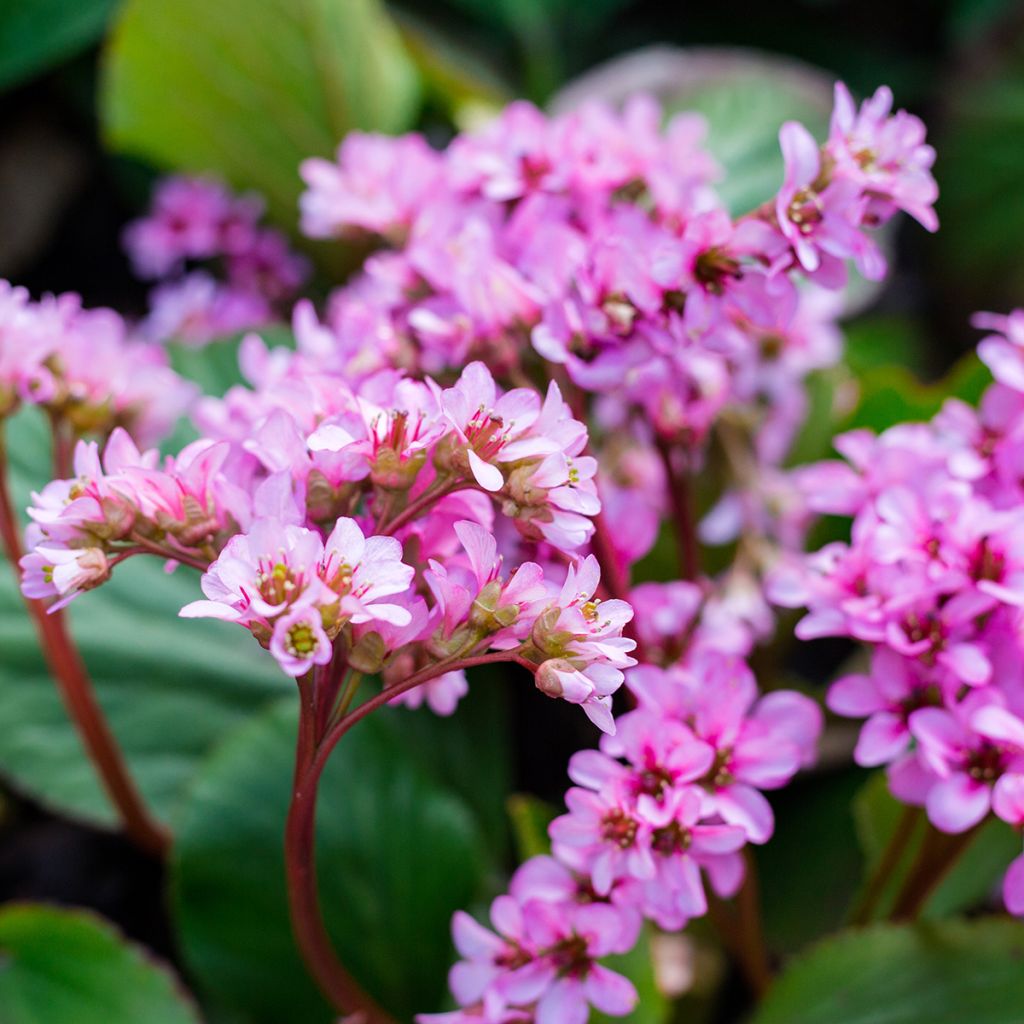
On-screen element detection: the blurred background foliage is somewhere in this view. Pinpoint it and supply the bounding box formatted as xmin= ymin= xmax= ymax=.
xmin=2 ymin=1 xmax=1024 ymax=1022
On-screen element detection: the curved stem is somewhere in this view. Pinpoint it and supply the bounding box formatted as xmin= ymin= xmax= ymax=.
xmin=381 ymin=480 xmax=470 ymax=536
xmin=286 ymin=685 xmax=393 ymax=1024
xmin=733 ymin=850 xmax=773 ymax=998
xmin=655 ymin=438 xmax=698 ymax=581
xmin=285 ymin=652 xmax=530 ymax=1019
xmin=0 ymin=434 xmax=168 ymax=855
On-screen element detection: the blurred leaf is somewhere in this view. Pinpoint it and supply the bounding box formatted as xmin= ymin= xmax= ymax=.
xmin=166 ymin=325 xmax=294 ymax=399
xmin=552 ymin=46 xmax=834 ymax=215
xmin=948 ymin=0 xmax=1023 ymax=44
xmin=0 ymin=0 xmax=117 ymax=92
xmin=0 ymin=408 xmax=289 ymax=828
xmin=756 ymin=768 xmax=867 ymax=953
xmin=172 ymin=698 xmax=493 ymax=1023
xmin=844 ymin=315 xmax=928 ymax=378
xmin=852 ymin=771 xmax=1019 ymax=921
xmin=0 ymin=904 xmax=199 ymax=1023
xmin=394 ymin=10 xmax=512 ymax=128
xmin=936 ymin=25 xmax=1024 ymax=308
xmin=844 ymin=351 xmax=991 ymax=433
xmin=507 ymin=793 xmax=557 ymax=861
xmin=101 ymin=0 xmax=421 ymax=232
xmin=752 ymin=918 xmax=1024 ymax=1024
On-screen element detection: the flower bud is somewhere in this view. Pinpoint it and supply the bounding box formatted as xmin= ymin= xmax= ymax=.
xmin=347 ymin=631 xmax=386 ymax=674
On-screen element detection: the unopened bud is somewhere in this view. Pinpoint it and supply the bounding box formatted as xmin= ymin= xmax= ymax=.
xmin=348 ymin=631 xmax=386 ymax=674
xmin=535 ymin=658 xmax=575 ymax=699
xmin=370 ymin=448 xmax=426 ymax=491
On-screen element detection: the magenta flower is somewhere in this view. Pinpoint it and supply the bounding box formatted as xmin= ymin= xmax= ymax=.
xmin=299 ymin=132 xmax=442 ymax=240
xmin=827 ymin=82 xmax=938 ymax=232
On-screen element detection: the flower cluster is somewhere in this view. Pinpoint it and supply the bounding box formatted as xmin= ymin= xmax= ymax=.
xmin=19 ymin=354 xmax=635 ymax=727
xmin=427 ymin=590 xmax=821 ymax=1022
xmin=10 ymin=78 xmax=947 ymax=1022
xmin=0 ymin=281 xmax=194 ymax=443
xmin=124 ymin=176 xmax=309 ymax=344
xmin=771 ymin=310 xmax=1024 ymax=916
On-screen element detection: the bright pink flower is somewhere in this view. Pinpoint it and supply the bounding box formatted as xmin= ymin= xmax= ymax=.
xmin=827 ymin=82 xmax=938 ymax=232
xmin=300 ymin=132 xmax=443 ymax=240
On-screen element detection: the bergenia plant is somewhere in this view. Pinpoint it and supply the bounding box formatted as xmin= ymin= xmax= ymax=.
xmin=7 ymin=75 xmax=1020 ymax=1023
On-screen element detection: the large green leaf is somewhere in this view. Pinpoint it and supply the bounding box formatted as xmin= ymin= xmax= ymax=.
xmin=0 ymin=0 xmax=118 ymax=92
xmin=0 ymin=904 xmax=200 ymax=1023
xmin=852 ymin=771 xmax=1019 ymax=922
xmin=101 ymin=0 xmax=421 ymax=230
xmin=0 ymin=409 xmax=289 ymax=828
xmin=172 ymin=697 xmax=493 ymax=1022
xmin=752 ymin=918 xmax=1024 ymax=1024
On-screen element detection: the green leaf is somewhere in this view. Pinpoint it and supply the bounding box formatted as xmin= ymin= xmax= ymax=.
xmin=101 ymin=0 xmax=421 ymax=231
xmin=936 ymin=28 xmax=1024 ymax=309
xmin=852 ymin=771 xmax=1019 ymax=921
xmin=166 ymin=326 xmax=294 ymax=399
xmin=0 ymin=409 xmax=289 ymax=828
xmin=752 ymin=918 xmax=1024 ymax=1024
xmin=0 ymin=904 xmax=200 ymax=1023
xmin=0 ymin=0 xmax=118 ymax=92
xmin=844 ymin=352 xmax=991 ymax=434
xmin=389 ymin=673 xmax=513 ymax=861
xmin=552 ymin=47 xmax=834 ymax=215
xmin=172 ymin=698 xmax=493 ymax=1022
xmin=507 ymin=793 xmax=557 ymax=861
xmin=756 ymin=768 xmax=868 ymax=953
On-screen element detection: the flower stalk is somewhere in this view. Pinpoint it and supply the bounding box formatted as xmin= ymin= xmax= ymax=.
xmin=0 ymin=430 xmax=168 ymax=855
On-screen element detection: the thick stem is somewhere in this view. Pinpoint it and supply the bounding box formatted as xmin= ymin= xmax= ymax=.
xmin=733 ymin=850 xmax=773 ymax=998
xmin=655 ymin=438 xmax=698 ymax=581
xmin=850 ymin=805 xmax=923 ymax=925
xmin=286 ymin=653 xmax=528 ymax=1019
xmin=889 ymin=822 xmax=981 ymax=922
xmin=0 ymin=435 xmax=168 ymax=855
xmin=286 ymin=685 xmax=393 ymax=1024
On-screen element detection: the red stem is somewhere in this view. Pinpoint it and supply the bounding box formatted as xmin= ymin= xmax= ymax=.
xmin=655 ymin=438 xmax=698 ymax=581
xmin=0 ymin=435 xmax=168 ymax=855
xmin=286 ymin=675 xmax=392 ymax=1024
xmin=889 ymin=822 xmax=981 ymax=922
xmin=284 ymin=652 xmax=530 ymax=1018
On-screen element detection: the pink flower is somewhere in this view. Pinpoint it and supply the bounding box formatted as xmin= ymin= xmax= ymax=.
xmin=269 ymin=605 xmax=333 ymax=677
xmin=299 ymin=132 xmax=443 ymax=240
xmin=180 ymin=516 xmax=414 ymax=674
xmin=908 ymin=697 xmax=1024 ymax=833
xmin=774 ymin=121 xmax=879 ymax=283
xmin=975 ymin=309 xmax=1024 ymax=394
xmin=828 ymin=649 xmax=950 ymax=767
xmin=827 ymin=82 xmax=938 ymax=232
xmin=993 ymin=774 xmax=1024 ymax=915
xmin=638 ymin=786 xmax=746 ymax=930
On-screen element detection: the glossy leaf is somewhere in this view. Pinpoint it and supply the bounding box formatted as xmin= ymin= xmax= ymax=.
xmin=101 ymin=0 xmax=421 ymax=230
xmin=753 ymin=918 xmax=1024 ymax=1024
xmin=172 ymin=698 xmax=492 ymax=1022
xmin=0 ymin=904 xmax=200 ymax=1023
xmin=0 ymin=0 xmax=117 ymax=91
xmin=0 ymin=408 xmax=289 ymax=828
